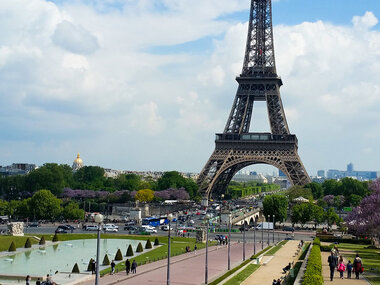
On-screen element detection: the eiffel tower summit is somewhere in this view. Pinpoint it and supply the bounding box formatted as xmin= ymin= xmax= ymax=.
xmin=197 ymin=0 xmax=311 ymax=205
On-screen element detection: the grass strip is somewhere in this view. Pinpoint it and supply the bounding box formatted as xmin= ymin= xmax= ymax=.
xmin=0 ymin=236 xmax=39 ymax=252
xmin=264 ymin=240 xmax=288 ymax=256
xmin=224 ymin=264 xmax=260 ymax=285
xmin=298 ymin=242 xmax=310 ymax=260
xmin=366 ymin=276 xmax=380 ymax=285
xmin=208 ymin=246 xmax=271 ymax=285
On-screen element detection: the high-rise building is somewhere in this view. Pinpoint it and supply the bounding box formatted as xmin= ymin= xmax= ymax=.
xmin=347 ymin=162 xmax=354 ymax=172
xmin=317 ymin=170 xmax=325 ymax=177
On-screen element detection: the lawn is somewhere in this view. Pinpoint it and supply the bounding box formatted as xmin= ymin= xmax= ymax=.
xmin=0 ymin=236 xmax=39 ymax=252
xmin=264 ymin=240 xmax=288 ymax=256
xmin=338 ymin=243 xmax=380 ymax=285
xmin=224 ymin=264 xmax=260 ymax=285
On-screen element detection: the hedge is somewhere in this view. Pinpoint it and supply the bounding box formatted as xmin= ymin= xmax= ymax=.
xmin=115 ymin=249 xmax=123 ymax=261
xmin=8 ymin=241 xmax=16 ymax=252
xmin=154 ymin=237 xmax=160 ymax=246
xmin=24 ymin=238 xmax=32 ymax=248
xmin=312 ymin=237 xmax=320 ymax=246
xmin=145 ymin=239 xmax=152 ymax=249
xmin=302 ymin=244 xmax=322 ymax=285
xmin=126 ymin=245 xmax=134 ymax=257
xmin=136 ymin=242 xmax=143 ymax=253
xmin=52 ymin=234 xmax=59 ymax=242
xmin=87 ymin=258 xmax=94 ymax=271
xmin=320 ymin=244 xmax=334 ymax=252
xmin=103 ymin=254 xmax=110 ymax=265
xmin=72 ymin=263 xmax=80 ymax=273
xmin=319 ymin=237 xmax=371 ymax=245
xmin=39 ymin=236 xmax=46 ymax=245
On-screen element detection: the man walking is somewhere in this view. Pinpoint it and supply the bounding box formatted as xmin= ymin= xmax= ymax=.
xmin=131 ymin=260 xmax=137 ymax=274
xmin=110 ymin=260 xmax=115 ymax=275
xmin=328 ymin=251 xmax=338 ymax=281
xmin=125 ymin=259 xmax=130 ymax=275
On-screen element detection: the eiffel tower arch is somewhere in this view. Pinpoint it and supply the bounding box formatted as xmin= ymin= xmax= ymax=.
xmin=197 ymin=0 xmax=310 ymax=203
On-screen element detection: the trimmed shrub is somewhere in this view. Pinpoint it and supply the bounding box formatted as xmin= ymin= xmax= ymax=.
xmin=320 ymin=244 xmax=334 ymax=252
xmin=126 ymin=245 xmax=134 ymax=257
xmin=103 ymin=254 xmax=110 ymax=265
xmin=312 ymin=237 xmax=320 ymax=246
xmin=319 ymin=237 xmax=371 ymax=245
xmin=136 ymin=242 xmax=143 ymax=253
xmin=8 ymin=241 xmax=16 ymax=252
xmin=39 ymin=236 xmax=46 ymax=245
xmin=145 ymin=239 xmax=152 ymax=249
xmin=115 ymin=249 xmax=123 ymax=261
xmin=302 ymin=244 xmax=322 ymax=285
xmin=87 ymin=258 xmax=94 ymax=271
xmin=24 ymin=238 xmax=32 ymax=248
xmin=52 ymin=234 xmax=59 ymax=242
xmin=154 ymin=237 xmax=160 ymax=246
xmin=72 ymin=263 xmax=80 ymax=273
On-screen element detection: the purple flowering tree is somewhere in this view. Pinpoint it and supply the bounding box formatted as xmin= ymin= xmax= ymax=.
xmin=323 ymin=195 xmax=335 ymax=207
xmin=154 ymin=188 xmax=190 ymax=200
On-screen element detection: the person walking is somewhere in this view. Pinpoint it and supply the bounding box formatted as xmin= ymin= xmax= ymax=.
xmin=328 ymin=251 xmax=338 ymax=281
xmin=131 ymin=260 xmax=137 ymax=274
xmin=125 ymin=259 xmax=131 ymax=275
xmin=353 ymin=253 xmax=363 ymax=279
xmin=110 ymin=260 xmax=115 ymax=275
xmin=347 ymin=260 xmax=353 ymax=279
xmin=26 ymin=275 xmax=31 ymax=285
xmin=194 ymin=244 xmax=197 ymax=254
xmin=91 ymin=260 xmax=96 ymax=274
xmin=337 ymin=256 xmax=346 ymax=279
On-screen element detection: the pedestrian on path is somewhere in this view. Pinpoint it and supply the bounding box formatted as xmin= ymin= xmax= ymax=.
xmin=26 ymin=275 xmax=31 ymax=285
xmin=125 ymin=259 xmax=130 ymax=275
xmin=328 ymin=251 xmax=338 ymax=281
xmin=131 ymin=260 xmax=137 ymax=274
xmin=194 ymin=244 xmax=197 ymax=254
xmin=337 ymin=256 xmax=346 ymax=279
xmin=347 ymin=260 xmax=353 ymax=279
xmin=353 ymin=254 xmax=363 ymax=279
xmin=111 ymin=260 xmax=115 ymax=275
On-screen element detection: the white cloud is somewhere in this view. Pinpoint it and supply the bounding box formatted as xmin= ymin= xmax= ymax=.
xmin=352 ymin=11 xmax=378 ymax=29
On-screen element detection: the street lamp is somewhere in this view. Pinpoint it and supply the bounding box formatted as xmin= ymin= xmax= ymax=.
xmin=167 ymin=213 xmax=174 ymax=285
xmin=272 ymin=215 xmax=275 ymax=243
xmin=253 ymin=220 xmax=256 ymax=255
xmin=220 ymin=194 xmax=224 ymax=225
xmin=243 ymin=215 xmax=246 ymax=261
xmin=267 ymin=215 xmax=270 ymax=245
xmin=205 ymin=214 xmax=210 ymax=284
xmin=94 ymin=213 xmax=104 ymax=285
xmin=228 ymin=214 xmax=231 ymax=270
xmin=261 ymin=216 xmax=264 ymax=250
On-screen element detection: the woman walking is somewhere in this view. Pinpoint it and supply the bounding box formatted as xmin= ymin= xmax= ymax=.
xmin=353 ymin=253 xmax=363 ymax=279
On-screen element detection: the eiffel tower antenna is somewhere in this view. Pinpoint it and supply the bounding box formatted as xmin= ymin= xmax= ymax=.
xmin=197 ymin=0 xmax=310 ymax=206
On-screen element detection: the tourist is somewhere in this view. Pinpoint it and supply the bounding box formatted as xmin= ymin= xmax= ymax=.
xmin=337 ymin=256 xmax=346 ymax=279
xmin=35 ymin=278 xmax=41 ymax=285
xmin=194 ymin=244 xmax=197 ymax=254
xmin=91 ymin=260 xmax=96 ymax=274
xmin=327 ymin=251 xmax=338 ymax=281
xmin=272 ymin=279 xmax=277 ymax=285
xmin=26 ymin=275 xmax=31 ymax=285
xmin=282 ymin=262 xmax=291 ymax=273
xmin=46 ymin=274 xmax=52 ymax=285
xmin=131 ymin=260 xmax=137 ymax=274
xmin=347 ymin=260 xmax=353 ymax=279
xmin=111 ymin=260 xmax=115 ymax=275
xmin=125 ymin=259 xmax=131 ymax=275
xmin=353 ymin=253 xmax=363 ymax=279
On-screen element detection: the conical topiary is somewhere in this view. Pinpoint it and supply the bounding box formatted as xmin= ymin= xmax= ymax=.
xmin=136 ymin=242 xmax=143 ymax=253
xmin=52 ymin=233 xmax=59 ymax=242
xmin=115 ymin=249 xmax=123 ymax=261
xmin=24 ymin=238 xmax=32 ymax=248
xmin=8 ymin=241 xmax=16 ymax=252
xmin=87 ymin=258 xmax=94 ymax=271
xmin=126 ymin=244 xmax=134 ymax=257
xmin=154 ymin=237 xmax=160 ymax=246
xmin=72 ymin=263 xmax=80 ymax=273
xmin=103 ymin=254 xmax=110 ymax=265
xmin=145 ymin=239 xmax=152 ymax=249
xmin=39 ymin=236 xmax=46 ymax=245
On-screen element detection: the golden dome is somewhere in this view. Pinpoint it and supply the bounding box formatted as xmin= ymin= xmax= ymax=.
xmin=74 ymin=153 xmax=83 ymax=164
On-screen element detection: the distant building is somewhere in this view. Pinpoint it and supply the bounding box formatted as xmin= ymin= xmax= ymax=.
xmin=0 ymin=163 xmax=37 ymax=176
xmin=326 ymin=163 xmax=377 ymax=181
xmin=317 ymin=170 xmax=325 ymax=177
xmin=278 ymin=170 xmax=286 ymax=177
xmin=232 ymin=173 xmax=268 ymax=183
xmin=347 ymin=162 xmax=354 ymax=172
xmin=72 ymin=153 xmax=84 ymax=171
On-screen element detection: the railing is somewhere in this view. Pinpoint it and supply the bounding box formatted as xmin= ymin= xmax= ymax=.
xmin=215 ymin=133 xmax=297 ymax=143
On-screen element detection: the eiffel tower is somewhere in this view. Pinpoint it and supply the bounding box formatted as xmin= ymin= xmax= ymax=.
xmin=197 ymin=0 xmax=310 ymax=204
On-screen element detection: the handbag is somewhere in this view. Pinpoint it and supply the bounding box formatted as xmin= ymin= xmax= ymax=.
xmin=361 ymin=267 xmax=364 ymax=273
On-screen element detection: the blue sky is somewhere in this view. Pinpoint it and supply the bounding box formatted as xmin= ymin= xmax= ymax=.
xmin=1 ymin=0 xmax=380 ymax=177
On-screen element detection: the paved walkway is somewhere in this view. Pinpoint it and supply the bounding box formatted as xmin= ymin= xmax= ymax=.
xmin=241 ymin=240 xmax=301 ymax=285
xmin=321 ymin=251 xmax=369 ymax=284
xmin=78 ymin=242 xmax=261 ymax=285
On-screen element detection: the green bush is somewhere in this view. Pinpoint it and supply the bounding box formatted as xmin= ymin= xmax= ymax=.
xmin=312 ymin=237 xmax=320 ymax=246
xmin=136 ymin=242 xmax=143 ymax=253
xmin=320 ymin=244 xmax=334 ymax=252
xmin=115 ymin=249 xmax=123 ymax=261
xmin=87 ymin=258 xmax=94 ymax=271
xmin=126 ymin=245 xmax=134 ymax=257
xmin=39 ymin=236 xmax=46 ymax=245
xmin=145 ymin=239 xmax=152 ymax=249
xmin=8 ymin=241 xmax=16 ymax=252
xmin=103 ymin=254 xmax=110 ymax=265
xmin=154 ymin=237 xmax=160 ymax=246
xmin=72 ymin=263 xmax=80 ymax=273
xmin=24 ymin=238 xmax=32 ymax=248
xmin=319 ymin=237 xmax=371 ymax=245
xmin=302 ymin=244 xmax=322 ymax=285
xmin=52 ymin=234 xmax=59 ymax=242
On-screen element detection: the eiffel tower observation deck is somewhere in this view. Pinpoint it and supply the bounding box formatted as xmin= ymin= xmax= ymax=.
xmin=197 ymin=0 xmax=310 ymax=203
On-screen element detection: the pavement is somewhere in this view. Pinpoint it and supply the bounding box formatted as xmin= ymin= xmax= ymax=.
xmin=321 ymin=251 xmax=369 ymax=284
xmin=77 ymin=241 xmax=263 ymax=285
xmin=241 ymin=240 xmax=301 ymax=285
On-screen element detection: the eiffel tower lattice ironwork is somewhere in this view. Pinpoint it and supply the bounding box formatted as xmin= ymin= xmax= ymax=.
xmin=197 ymin=0 xmax=310 ymax=202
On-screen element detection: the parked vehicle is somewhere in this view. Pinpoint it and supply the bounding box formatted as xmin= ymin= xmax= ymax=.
xmin=86 ymin=225 xmax=99 ymax=231
xmin=55 ymin=228 xmax=67 ymax=234
xmin=28 ymin=222 xmax=40 ymax=227
xmin=160 ymin=225 xmax=173 ymax=231
xmin=144 ymin=228 xmax=157 ymax=233
xmin=282 ymin=226 xmax=294 ymax=232
xmin=256 ymin=222 xmax=274 ymax=230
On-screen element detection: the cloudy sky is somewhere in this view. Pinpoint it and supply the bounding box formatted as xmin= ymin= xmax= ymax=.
xmin=1 ymin=0 xmax=380 ymax=176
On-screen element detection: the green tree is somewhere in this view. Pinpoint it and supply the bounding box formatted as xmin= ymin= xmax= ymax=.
xmin=52 ymin=233 xmax=59 ymax=242
xmin=324 ymin=208 xmax=341 ymax=229
xmin=262 ymin=194 xmax=288 ymax=222
xmin=304 ymin=182 xmax=323 ymax=199
xmin=29 ymin=190 xmax=62 ymax=220
xmin=291 ymin=203 xmax=314 ymax=228
xmin=39 ymin=236 xmax=46 ymax=245
xmin=286 ymin=186 xmax=313 ymax=201
xmin=0 ymin=199 xmax=8 ymax=215
xmin=322 ymin=179 xmax=340 ymax=196
xmin=154 ymin=238 xmax=159 ymax=246
xmin=135 ymin=189 xmax=155 ymax=202
xmin=73 ymin=166 xmax=106 ymax=190
xmin=115 ymin=174 xmax=141 ymax=190
xmin=157 ymin=171 xmax=198 ymax=199
xmin=312 ymin=205 xmax=325 ymax=228
xmin=63 ymin=202 xmax=85 ymax=220
xmin=348 ymin=194 xmax=362 ymax=207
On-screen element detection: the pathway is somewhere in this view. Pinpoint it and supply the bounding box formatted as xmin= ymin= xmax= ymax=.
xmin=241 ymin=240 xmax=300 ymax=285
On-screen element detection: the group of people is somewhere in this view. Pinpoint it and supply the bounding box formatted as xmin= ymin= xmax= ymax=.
xmin=125 ymin=259 xmax=137 ymax=275
xmin=272 ymin=278 xmax=282 ymax=285
xmin=328 ymin=250 xmax=363 ymax=281
xmin=25 ymin=274 xmax=53 ymax=285
xmin=217 ymin=235 xmax=228 ymax=245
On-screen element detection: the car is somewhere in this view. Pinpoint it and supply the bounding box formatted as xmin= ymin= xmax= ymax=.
xmin=142 ymin=225 xmax=156 ymax=231
xmin=28 ymin=222 xmax=40 ymax=227
xmin=160 ymin=225 xmax=173 ymax=231
xmin=57 ymin=225 xmax=70 ymax=231
xmin=104 ymin=224 xmax=119 ymax=230
xmin=86 ymin=225 xmax=99 ymax=231
xmin=144 ymin=228 xmax=157 ymax=233
xmin=125 ymin=220 xmax=137 ymax=226
xmin=283 ymin=226 xmax=294 ymax=232
xmin=124 ymin=225 xmax=136 ymax=231
xmin=65 ymin=225 xmax=76 ymax=231
xmin=285 ymin=237 xmax=294 ymax=240
xmin=55 ymin=228 xmax=67 ymax=234
xmin=104 ymin=226 xmax=118 ymax=232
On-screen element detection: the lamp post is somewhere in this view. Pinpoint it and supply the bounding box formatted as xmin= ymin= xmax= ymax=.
xmin=272 ymin=215 xmax=275 ymax=243
xmin=220 ymin=194 xmax=224 ymax=225
xmin=267 ymin=215 xmax=270 ymax=245
xmin=94 ymin=213 xmax=104 ymax=285
xmin=167 ymin=214 xmax=173 ymax=285
xmin=261 ymin=217 xmax=264 ymax=250
xmin=205 ymin=214 xmax=210 ymax=284
xmin=253 ymin=220 xmax=256 ymax=255
xmin=228 ymin=214 xmax=231 ymax=270
xmin=243 ymin=215 xmax=246 ymax=261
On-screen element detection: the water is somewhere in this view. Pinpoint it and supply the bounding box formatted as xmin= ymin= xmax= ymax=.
xmin=0 ymin=239 xmax=146 ymax=276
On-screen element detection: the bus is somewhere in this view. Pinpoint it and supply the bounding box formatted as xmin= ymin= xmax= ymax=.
xmin=142 ymin=216 xmax=176 ymax=227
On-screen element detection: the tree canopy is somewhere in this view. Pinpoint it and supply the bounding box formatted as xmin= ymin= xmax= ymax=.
xmin=262 ymin=194 xmax=288 ymax=222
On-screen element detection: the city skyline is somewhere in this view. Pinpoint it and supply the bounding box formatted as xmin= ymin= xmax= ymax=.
xmin=1 ymin=0 xmax=380 ymax=175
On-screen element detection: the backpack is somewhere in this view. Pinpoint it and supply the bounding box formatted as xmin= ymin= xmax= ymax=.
xmin=338 ymin=263 xmax=346 ymax=272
